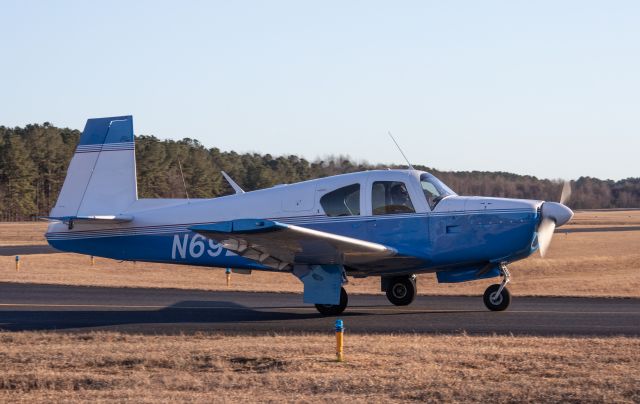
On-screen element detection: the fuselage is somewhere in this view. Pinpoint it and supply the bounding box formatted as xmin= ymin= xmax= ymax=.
xmin=46 ymin=170 xmax=543 ymax=277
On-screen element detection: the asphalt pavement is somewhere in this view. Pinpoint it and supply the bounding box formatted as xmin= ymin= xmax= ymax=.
xmin=0 ymin=283 xmax=637 ymax=336
xmin=0 ymin=245 xmax=59 ymax=256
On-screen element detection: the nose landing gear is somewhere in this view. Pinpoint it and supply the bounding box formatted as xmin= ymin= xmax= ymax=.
xmin=483 ymin=265 xmax=511 ymax=311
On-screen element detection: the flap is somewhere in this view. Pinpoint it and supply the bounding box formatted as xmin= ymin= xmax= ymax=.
xmin=190 ymin=219 xmax=396 ymax=270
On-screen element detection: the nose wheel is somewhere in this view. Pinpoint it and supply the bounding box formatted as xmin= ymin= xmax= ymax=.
xmin=385 ymin=275 xmax=417 ymax=306
xmin=483 ymin=265 xmax=511 ymax=311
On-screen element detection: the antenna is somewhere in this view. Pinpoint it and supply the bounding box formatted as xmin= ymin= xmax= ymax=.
xmin=388 ymin=131 xmax=415 ymax=171
xmin=221 ymin=171 xmax=245 ymax=194
xmin=177 ymin=159 xmax=190 ymax=201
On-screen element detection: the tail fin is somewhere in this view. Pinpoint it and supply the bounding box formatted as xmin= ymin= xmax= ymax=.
xmin=50 ymin=116 xmax=138 ymax=218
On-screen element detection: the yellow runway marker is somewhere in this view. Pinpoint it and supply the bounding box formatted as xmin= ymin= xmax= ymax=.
xmin=335 ymin=319 xmax=344 ymax=362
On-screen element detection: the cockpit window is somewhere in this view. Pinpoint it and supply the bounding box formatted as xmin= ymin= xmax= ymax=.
xmin=372 ymin=181 xmax=416 ymax=215
xmin=420 ymin=173 xmax=455 ymax=210
xmin=320 ymin=184 xmax=360 ymax=216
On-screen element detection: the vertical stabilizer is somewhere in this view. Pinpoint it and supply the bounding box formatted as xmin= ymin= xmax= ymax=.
xmin=50 ymin=116 xmax=138 ymax=217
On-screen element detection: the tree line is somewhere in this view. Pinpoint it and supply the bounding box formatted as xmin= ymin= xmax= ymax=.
xmin=0 ymin=122 xmax=638 ymax=220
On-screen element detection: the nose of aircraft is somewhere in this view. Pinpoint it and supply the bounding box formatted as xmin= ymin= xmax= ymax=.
xmin=541 ymin=202 xmax=574 ymax=227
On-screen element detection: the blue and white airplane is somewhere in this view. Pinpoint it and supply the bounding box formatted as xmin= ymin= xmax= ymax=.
xmin=45 ymin=116 xmax=573 ymax=315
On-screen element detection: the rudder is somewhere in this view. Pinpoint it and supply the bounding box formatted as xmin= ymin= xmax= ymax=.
xmin=50 ymin=116 xmax=138 ymax=218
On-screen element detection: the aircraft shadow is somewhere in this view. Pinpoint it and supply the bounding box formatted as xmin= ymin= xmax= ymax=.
xmin=1 ymin=301 xmax=635 ymax=337
xmin=0 ymin=299 xmax=495 ymax=333
xmin=0 ymin=300 xmax=368 ymax=332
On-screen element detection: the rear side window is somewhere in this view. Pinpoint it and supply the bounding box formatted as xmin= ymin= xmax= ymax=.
xmin=372 ymin=181 xmax=415 ymax=215
xmin=320 ymin=184 xmax=360 ymax=216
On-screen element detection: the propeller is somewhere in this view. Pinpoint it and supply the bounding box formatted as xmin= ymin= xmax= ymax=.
xmin=537 ymin=216 xmax=556 ymax=258
xmin=538 ymin=181 xmax=573 ymax=258
xmin=560 ymin=181 xmax=572 ymax=205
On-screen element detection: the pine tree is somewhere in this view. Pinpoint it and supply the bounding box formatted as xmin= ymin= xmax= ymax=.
xmin=0 ymin=134 xmax=37 ymax=220
xmin=136 ymin=135 xmax=170 ymax=198
xmin=0 ymin=122 xmax=638 ymax=215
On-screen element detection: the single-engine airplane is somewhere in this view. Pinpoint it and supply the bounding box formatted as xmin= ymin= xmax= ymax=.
xmin=45 ymin=116 xmax=573 ymax=315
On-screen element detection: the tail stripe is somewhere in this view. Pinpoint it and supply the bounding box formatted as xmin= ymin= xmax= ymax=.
xmin=75 ymin=142 xmax=135 ymax=153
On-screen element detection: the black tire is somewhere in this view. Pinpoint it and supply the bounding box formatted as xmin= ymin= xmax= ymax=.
xmin=386 ymin=276 xmax=417 ymax=306
xmin=483 ymin=284 xmax=511 ymax=311
xmin=315 ymin=287 xmax=348 ymax=316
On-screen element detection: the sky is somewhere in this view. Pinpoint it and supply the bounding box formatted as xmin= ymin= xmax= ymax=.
xmin=1 ymin=1 xmax=639 ymax=181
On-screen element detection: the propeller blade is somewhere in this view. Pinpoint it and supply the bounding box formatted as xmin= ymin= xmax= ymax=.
xmin=560 ymin=181 xmax=572 ymax=205
xmin=538 ymin=217 xmax=556 ymax=258
xmin=538 ymin=184 xmax=572 ymax=258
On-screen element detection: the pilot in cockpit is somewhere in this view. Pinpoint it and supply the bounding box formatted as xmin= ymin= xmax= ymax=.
xmin=391 ymin=183 xmax=412 ymax=211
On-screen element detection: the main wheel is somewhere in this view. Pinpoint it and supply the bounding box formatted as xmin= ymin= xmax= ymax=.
xmin=386 ymin=276 xmax=417 ymax=306
xmin=315 ymin=287 xmax=348 ymax=316
xmin=483 ymin=284 xmax=511 ymax=311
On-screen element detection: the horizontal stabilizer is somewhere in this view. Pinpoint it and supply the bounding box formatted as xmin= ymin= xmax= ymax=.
xmin=190 ymin=219 xmax=396 ymax=270
xmin=41 ymin=215 xmax=134 ymax=225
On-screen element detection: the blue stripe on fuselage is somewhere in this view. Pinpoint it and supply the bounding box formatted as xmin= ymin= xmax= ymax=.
xmin=46 ymin=209 xmax=539 ymax=272
xmin=48 ymin=231 xmax=269 ymax=270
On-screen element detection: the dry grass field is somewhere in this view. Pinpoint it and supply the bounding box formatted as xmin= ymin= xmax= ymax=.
xmin=0 ymin=210 xmax=639 ymax=297
xmin=0 ymin=332 xmax=637 ymax=403
xmin=0 ymin=213 xmax=637 ymax=403
xmin=0 ymin=222 xmax=48 ymax=246
xmin=569 ymin=209 xmax=640 ymax=227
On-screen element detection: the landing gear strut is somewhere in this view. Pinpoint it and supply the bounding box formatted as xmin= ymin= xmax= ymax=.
xmin=315 ymin=287 xmax=348 ymax=316
xmin=483 ymin=264 xmax=511 ymax=311
xmin=385 ymin=275 xmax=417 ymax=306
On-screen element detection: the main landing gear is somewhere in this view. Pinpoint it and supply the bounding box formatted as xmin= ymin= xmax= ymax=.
xmin=315 ymin=287 xmax=349 ymax=316
xmin=313 ymin=273 xmax=418 ymax=315
xmin=385 ymin=275 xmax=417 ymax=306
xmin=483 ymin=265 xmax=511 ymax=311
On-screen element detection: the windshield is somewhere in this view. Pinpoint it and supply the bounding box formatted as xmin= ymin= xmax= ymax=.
xmin=420 ymin=173 xmax=456 ymax=210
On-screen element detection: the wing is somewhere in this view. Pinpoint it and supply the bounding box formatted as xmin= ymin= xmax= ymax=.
xmin=190 ymin=219 xmax=397 ymax=271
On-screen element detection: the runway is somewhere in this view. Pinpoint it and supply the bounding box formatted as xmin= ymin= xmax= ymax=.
xmin=0 ymin=283 xmax=638 ymax=336
xmin=0 ymin=245 xmax=59 ymax=256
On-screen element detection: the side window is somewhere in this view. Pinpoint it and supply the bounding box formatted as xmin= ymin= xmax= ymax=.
xmin=320 ymin=184 xmax=361 ymax=217
xmin=372 ymin=181 xmax=415 ymax=215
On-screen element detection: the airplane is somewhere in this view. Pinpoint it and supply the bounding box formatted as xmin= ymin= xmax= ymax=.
xmin=45 ymin=115 xmax=574 ymax=315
